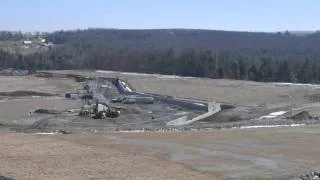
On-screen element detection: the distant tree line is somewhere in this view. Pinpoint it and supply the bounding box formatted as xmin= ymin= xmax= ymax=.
xmin=1 ymin=29 xmax=320 ymax=83
xmin=0 ymin=31 xmax=48 ymax=41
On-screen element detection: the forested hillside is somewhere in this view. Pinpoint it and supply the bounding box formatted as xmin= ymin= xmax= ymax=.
xmin=1 ymin=29 xmax=320 ymax=83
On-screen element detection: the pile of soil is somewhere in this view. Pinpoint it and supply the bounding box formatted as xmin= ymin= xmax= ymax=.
xmin=0 ymin=91 xmax=53 ymax=97
xmin=65 ymin=74 xmax=87 ymax=82
xmin=291 ymin=111 xmax=312 ymax=121
xmin=34 ymin=109 xmax=60 ymax=114
xmin=35 ymin=72 xmax=53 ymax=78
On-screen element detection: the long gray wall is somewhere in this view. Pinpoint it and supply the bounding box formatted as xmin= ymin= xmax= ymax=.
xmin=114 ymin=79 xmax=208 ymax=111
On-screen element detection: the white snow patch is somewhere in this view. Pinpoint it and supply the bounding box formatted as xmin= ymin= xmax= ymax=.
xmin=118 ymin=130 xmax=146 ymax=133
xmin=96 ymin=70 xmax=194 ymax=79
xmin=96 ymin=70 xmax=114 ymax=74
xmin=31 ymin=96 xmax=41 ymax=98
xmin=270 ymin=111 xmax=287 ymax=116
xmin=121 ymin=72 xmax=153 ymax=76
xmin=259 ymin=111 xmax=287 ymax=119
xmin=35 ymin=132 xmax=56 ymax=135
xmin=44 ymin=96 xmax=64 ymax=100
xmin=193 ymin=103 xmax=206 ymax=106
xmin=275 ymin=82 xmax=320 ymax=89
xmin=237 ymin=124 xmax=305 ymax=129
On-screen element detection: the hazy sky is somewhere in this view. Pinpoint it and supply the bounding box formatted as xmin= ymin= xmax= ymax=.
xmin=1 ymin=0 xmax=319 ymax=32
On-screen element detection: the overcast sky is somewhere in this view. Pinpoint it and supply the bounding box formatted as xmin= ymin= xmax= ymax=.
xmin=1 ymin=0 xmax=319 ymax=32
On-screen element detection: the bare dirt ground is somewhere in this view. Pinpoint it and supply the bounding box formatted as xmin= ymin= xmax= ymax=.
xmin=1 ymin=71 xmax=320 ymax=179
xmin=0 ymin=75 xmax=82 ymax=125
xmin=0 ymin=133 xmax=217 ymax=180
xmin=0 ymin=98 xmax=81 ymax=124
xmin=0 ymin=75 xmax=79 ymax=94
xmin=1 ymin=125 xmax=320 ymax=180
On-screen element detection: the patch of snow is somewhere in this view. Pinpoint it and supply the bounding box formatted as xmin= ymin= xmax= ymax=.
xmin=35 ymin=132 xmax=56 ymax=135
xmin=270 ymin=111 xmax=287 ymax=116
xmin=96 ymin=70 xmax=114 ymax=74
xmin=118 ymin=130 xmax=146 ymax=133
xmin=260 ymin=115 xmax=277 ymax=119
xmin=237 ymin=124 xmax=305 ymax=129
xmin=44 ymin=96 xmax=64 ymax=100
xmin=121 ymin=72 xmax=153 ymax=77
xmin=275 ymin=82 xmax=320 ymax=89
xmin=193 ymin=103 xmax=206 ymax=106
xmin=259 ymin=111 xmax=287 ymax=119
xmin=31 ymin=96 xmax=41 ymax=98
xmin=96 ymin=70 xmax=194 ymax=79
xmin=156 ymin=75 xmax=181 ymax=79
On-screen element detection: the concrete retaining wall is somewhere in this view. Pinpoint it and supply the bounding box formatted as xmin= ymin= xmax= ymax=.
xmin=167 ymin=102 xmax=221 ymax=126
xmin=115 ymin=79 xmax=208 ymax=111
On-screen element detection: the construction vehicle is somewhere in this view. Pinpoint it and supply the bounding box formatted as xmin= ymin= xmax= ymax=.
xmin=79 ymin=101 xmax=120 ymax=119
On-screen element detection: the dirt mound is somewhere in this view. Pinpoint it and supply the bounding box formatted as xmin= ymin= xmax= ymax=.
xmin=35 ymin=72 xmax=54 ymax=78
xmin=34 ymin=109 xmax=60 ymax=114
xmin=66 ymin=74 xmax=88 ymax=82
xmin=0 ymin=91 xmax=53 ymax=97
xmin=291 ymin=111 xmax=312 ymax=121
xmin=53 ymin=129 xmax=72 ymax=134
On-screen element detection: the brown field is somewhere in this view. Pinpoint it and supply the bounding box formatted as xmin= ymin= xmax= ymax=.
xmin=1 ymin=71 xmax=320 ymax=179
xmin=0 ymin=75 xmax=79 ymax=94
xmin=1 ymin=125 xmax=320 ymax=179
xmin=0 ymin=75 xmax=81 ymax=124
xmin=0 ymin=98 xmax=81 ymax=124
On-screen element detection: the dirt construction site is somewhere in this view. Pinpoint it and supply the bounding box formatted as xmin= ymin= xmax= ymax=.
xmin=1 ymin=69 xmax=320 ymax=180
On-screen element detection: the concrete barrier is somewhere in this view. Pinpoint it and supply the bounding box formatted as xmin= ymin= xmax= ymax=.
xmin=167 ymin=102 xmax=221 ymax=126
xmin=114 ymin=79 xmax=208 ymax=110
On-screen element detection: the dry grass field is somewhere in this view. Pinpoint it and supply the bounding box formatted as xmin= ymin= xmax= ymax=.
xmin=1 ymin=125 xmax=320 ymax=179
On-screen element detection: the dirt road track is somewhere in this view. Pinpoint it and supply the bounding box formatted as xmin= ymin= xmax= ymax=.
xmin=2 ymin=125 xmax=320 ymax=179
